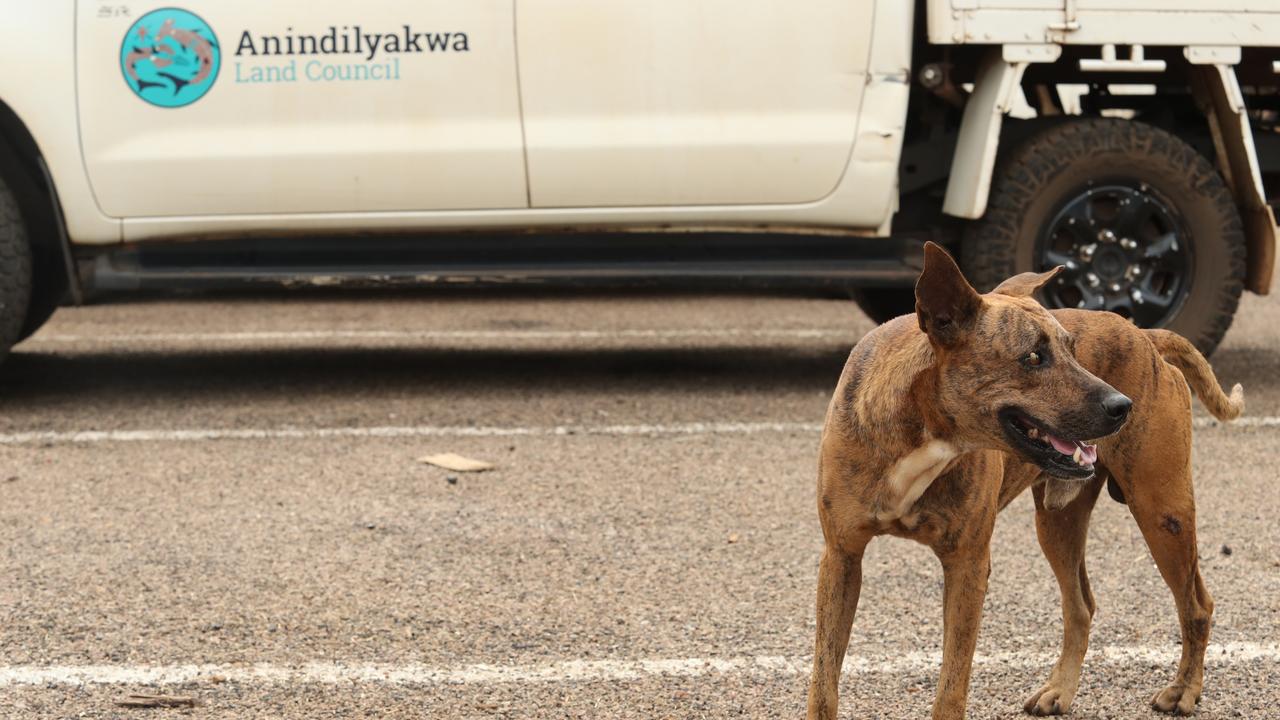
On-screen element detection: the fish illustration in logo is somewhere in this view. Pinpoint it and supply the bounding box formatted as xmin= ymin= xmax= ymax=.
xmin=120 ymin=9 xmax=220 ymax=108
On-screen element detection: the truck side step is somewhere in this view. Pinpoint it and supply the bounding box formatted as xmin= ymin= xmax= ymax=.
xmin=79 ymin=233 xmax=924 ymax=293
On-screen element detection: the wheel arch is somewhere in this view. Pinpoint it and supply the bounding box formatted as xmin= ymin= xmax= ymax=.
xmin=1187 ymin=63 xmax=1276 ymax=296
xmin=943 ymin=52 xmax=1273 ymax=297
xmin=0 ymin=98 xmax=80 ymax=318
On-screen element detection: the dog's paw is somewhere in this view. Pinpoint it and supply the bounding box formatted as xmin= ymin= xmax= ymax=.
xmin=1023 ymin=684 xmax=1074 ymax=716
xmin=1151 ymin=683 xmax=1200 ymax=715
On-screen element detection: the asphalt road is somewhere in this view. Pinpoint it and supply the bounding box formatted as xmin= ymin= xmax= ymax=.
xmin=0 ymin=284 xmax=1277 ymax=719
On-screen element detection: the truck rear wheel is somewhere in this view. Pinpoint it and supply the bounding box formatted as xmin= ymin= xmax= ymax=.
xmin=0 ymin=170 xmax=33 ymax=363
xmin=961 ymin=119 xmax=1246 ymax=356
xmin=851 ymin=287 xmax=917 ymax=325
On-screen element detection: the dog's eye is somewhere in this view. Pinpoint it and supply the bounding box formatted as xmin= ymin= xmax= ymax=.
xmin=1024 ymin=351 xmax=1043 ymax=367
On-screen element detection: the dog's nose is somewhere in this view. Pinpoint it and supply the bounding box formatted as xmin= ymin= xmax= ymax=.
xmin=1101 ymin=392 xmax=1132 ymax=421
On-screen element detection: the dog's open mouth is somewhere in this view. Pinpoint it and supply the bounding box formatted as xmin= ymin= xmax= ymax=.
xmin=998 ymin=408 xmax=1098 ymax=479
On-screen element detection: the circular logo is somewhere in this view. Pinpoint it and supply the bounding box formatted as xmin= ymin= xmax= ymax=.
xmin=120 ymin=8 xmax=220 ymax=108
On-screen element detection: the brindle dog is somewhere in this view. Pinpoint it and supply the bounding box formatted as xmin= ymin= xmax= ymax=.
xmin=807 ymin=242 xmax=1242 ymax=720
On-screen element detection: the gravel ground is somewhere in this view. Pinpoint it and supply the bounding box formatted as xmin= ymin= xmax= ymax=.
xmin=0 ymin=283 xmax=1276 ymax=718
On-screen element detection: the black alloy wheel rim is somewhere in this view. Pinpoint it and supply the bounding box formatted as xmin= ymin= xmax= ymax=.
xmin=1036 ymin=183 xmax=1192 ymax=328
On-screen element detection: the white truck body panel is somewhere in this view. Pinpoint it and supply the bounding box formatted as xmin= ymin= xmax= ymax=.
xmin=516 ymin=0 xmax=873 ymax=208
xmin=0 ymin=2 xmax=120 ymax=243
xmin=76 ymin=1 xmax=528 ymax=218
xmin=0 ymin=0 xmax=1271 ymax=259
xmin=113 ymin=0 xmax=913 ymax=242
xmin=930 ymin=0 xmax=1280 ymax=45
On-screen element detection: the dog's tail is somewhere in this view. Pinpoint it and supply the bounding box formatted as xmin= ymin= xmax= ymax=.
xmin=1144 ymin=329 xmax=1244 ymax=421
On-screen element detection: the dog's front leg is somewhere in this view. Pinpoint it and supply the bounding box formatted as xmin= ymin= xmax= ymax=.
xmin=931 ymin=543 xmax=992 ymax=720
xmin=1024 ymin=478 xmax=1105 ymax=716
xmin=806 ymin=545 xmax=865 ymax=720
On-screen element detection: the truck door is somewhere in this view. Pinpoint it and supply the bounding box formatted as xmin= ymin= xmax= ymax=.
xmin=76 ymin=2 xmax=527 ymax=218
xmin=515 ymin=0 xmax=875 ymax=208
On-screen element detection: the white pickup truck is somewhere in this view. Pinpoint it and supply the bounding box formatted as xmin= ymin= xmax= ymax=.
xmin=2 ymin=1 xmax=1278 ymax=361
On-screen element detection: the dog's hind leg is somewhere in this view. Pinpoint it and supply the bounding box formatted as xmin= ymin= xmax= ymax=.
xmin=1120 ymin=464 xmax=1214 ymax=715
xmin=807 ymin=542 xmax=868 ymax=720
xmin=1024 ymin=477 xmax=1104 ymax=716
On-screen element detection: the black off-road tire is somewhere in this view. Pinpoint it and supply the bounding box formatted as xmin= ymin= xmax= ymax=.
xmin=851 ymin=287 xmax=917 ymax=325
xmin=961 ymin=119 xmax=1246 ymax=356
xmin=0 ymin=170 xmax=33 ymax=363
xmin=14 ymin=258 xmax=59 ymax=343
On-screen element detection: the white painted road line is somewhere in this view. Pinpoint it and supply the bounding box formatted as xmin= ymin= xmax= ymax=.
xmin=0 ymin=417 xmax=1274 ymax=446
xmin=0 ymin=421 xmax=823 ymax=446
xmin=1 ymin=642 xmax=1276 ymax=687
xmin=1195 ymin=415 xmax=1280 ymax=428
xmin=24 ymin=328 xmax=854 ymax=344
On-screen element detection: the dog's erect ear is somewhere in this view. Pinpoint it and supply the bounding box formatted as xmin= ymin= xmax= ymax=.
xmin=915 ymin=242 xmax=982 ymax=344
xmin=991 ymin=266 xmax=1064 ymax=298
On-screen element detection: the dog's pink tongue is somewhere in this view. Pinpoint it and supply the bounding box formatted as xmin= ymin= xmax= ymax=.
xmin=1047 ymin=435 xmax=1098 ymax=464
xmin=1047 ymin=435 xmax=1076 ymax=455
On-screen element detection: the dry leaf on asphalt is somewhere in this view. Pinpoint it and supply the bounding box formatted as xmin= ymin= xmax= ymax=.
xmin=115 ymin=693 xmax=198 ymax=708
xmin=418 ymin=452 xmax=494 ymax=472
